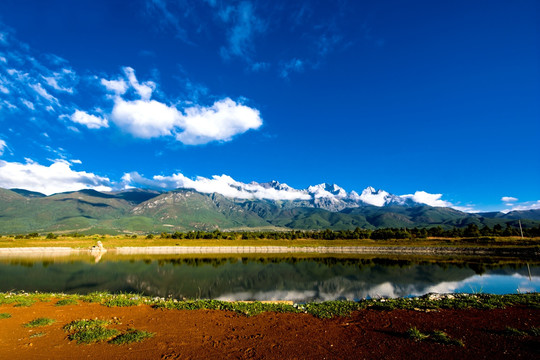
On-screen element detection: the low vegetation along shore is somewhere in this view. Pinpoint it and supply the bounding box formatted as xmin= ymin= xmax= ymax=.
xmin=1 ymin=232 xmax=539 ymax=249
xmin=0 ymin=292 xmax=538 ymax=359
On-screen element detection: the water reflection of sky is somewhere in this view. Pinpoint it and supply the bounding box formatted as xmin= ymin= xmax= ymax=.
xmin=0 ymin=256 xmax=538 ymax=302
xmin=217 ymin=274 xmax=540 ymax=302
xmin=421 ymin=274 xmax=540 ymax=297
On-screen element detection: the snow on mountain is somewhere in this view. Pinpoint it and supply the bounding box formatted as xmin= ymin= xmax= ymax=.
xmin=307 ymin=183 xmax=348 ymax=199
xmin=121 ymin=172 xmax=456 ymax=210
xmin=358 ymin=186 xmax=391 ymax=206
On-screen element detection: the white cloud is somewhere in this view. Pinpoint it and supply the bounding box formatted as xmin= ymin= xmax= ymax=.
xmin=502 ymin=196 xmax=518 ymax=203
xmin=399 ymin=191 xmax=475 ymax=212
xmin=400 ymin=191 xmax=452 ymax=207
xmin=123 ymin=67 xmax=155 ymax=100
xmin=70 ymin=110 xmax=109 ymax=129
xmin=111 ymin=98 xmax=180 ymax=138
xmin=504 ymin=200 xmax=540 ymax=213
xmin=0 ymin=28 xmax=79 ymax=121
xmin=177 ymin=98 xmax=262 ymax=145
xmin=122 ymin=172 xmax=310 ymax=201
xmin=100 ymin=78 xmax=127 ymax=95
xmin=29 ymin=83 xmax=58 ymax=103
xmin=0 ymin=139 xmax=6 ymax=156
xmin=357 ymin=187 xmax=392 ymax=206
xmin=21 ymin=99 xmax=35 ymax=110
xmin=42 ymin=72 xmax=74 ymax=93
xmin=0 ymin=159 xmax=112 ymax=195
xmin=103 ymin=67 xmax=262 ymax=144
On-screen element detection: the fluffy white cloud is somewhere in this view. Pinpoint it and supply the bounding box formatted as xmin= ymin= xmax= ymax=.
xmin=123 ymin=67 xmax=154 ymax=100
xmin=358 ymin=187 xmax=392 ymax=207
xmin=502 ymin=196 xmax=518 ymax=203
xmin=103 ymin=67 xmax=262 ymax=144
xmin=122 ymin=172 xmax=310 ymax=201
xmin=400 ymin=191 xmax=452 ymax=207
xmin=177 ymin=98 xmax=262 ymax=145
xmin=0 ymin=159 xmax=112 ymax=195
xmin=70 ymin=110 xmax=109 ymax=129
xmin=111 ymin=98 xmax=180 ymax=138
xmin=100 ymin=78 xmax=127 ymax=95
xmin=0 ymin=139 xmax=6 ymax=156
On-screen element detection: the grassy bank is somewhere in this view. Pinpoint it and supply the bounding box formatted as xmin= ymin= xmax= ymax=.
xmin=1 ymin=292 xmax=538 ymax=319
xmin=0 ymin=234 xmax=539 ymax=249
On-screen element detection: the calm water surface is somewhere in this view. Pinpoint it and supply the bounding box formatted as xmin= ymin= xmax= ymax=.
xmin=0 ymin=254 xmax=538 ymax=302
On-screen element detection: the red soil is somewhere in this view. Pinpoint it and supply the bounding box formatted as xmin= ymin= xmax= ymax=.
xmin=0 ymin=301 xmax=538 ymax=359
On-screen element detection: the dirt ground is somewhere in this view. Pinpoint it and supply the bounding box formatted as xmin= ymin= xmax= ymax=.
xmin=0 ymin=301 xmax=538 ymax=359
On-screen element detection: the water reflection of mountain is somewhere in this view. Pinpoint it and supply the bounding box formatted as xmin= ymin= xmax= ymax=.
xmin=0 ymin=257 xmax=537 ymax=301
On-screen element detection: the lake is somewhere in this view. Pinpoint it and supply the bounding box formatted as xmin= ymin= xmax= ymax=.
xmin=0 ymin=254 xmax=538 ymax=302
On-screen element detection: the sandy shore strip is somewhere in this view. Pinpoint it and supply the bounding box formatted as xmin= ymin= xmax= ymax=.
xmin=112 ymin=245 xmax=540 ymax=256
xmin=0 ymin=245 xmax=538 ymax=257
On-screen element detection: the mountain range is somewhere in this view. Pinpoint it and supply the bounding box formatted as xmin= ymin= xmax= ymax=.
xmin=0 ymin=182 xmax=539 ymax=235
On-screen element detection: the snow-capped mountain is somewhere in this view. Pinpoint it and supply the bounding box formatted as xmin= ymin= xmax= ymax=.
xmin=220 ymin=180 xmax=426 ymax=211
xmin=118 ymin=172 xmax=456 ymax=211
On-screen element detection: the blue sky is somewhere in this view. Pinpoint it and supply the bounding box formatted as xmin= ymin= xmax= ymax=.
xmin=0 ymin=0 xmax=538 ymax=212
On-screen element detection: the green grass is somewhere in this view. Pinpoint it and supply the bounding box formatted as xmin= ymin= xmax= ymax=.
xmin=103 ymin=296 xmax=143 ymax=307
xmin=153 ymin=299 xmax=301 ymax=317
xmin=64 ymin=319 xmax=118 ymax=344
xmin=55 ymin=298 xmax=78 ymax=306
xmin=406 ymin=327 xmax=430 ymax=341
xmin=1 ymin=292 xmax=539 ymax=319
xmin=24 ymin=317 xmax=56 ymax=328
xmin=0 ymin=312 xmax=12 ymax=319
xmin=68 ymin=326 xmax=119 ymax=344
xmin=64 ymin=319 xmax=154 ymax=345
xmin=504 ymin=326 xmax=540 ymax=337
xmin=0 ymin=292 xmax=55 ymax=307
xmin=79 ymin=292 xmax=144 ymax=307
xmin=29 ymin=332 xmax=46 ymax=338
xmin=14 ymin=298 xmax=36 ymax=307
xmin=109 ymin=329 xmax=155 ymax=344
xmin=406 ymin=328 xmax=464 ymax=346
xmin=63 ymin=319 xmax=111 ymax=332
xmin=430 ymin=330 xmax=465 ymax=346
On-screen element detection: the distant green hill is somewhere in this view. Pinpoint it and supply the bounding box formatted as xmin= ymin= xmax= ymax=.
xmin=0 ymin=187 xmax=539 ymax=234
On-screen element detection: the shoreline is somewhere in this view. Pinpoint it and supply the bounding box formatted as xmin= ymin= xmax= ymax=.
xmin=0 ymin=245 xmax=538 ymax=258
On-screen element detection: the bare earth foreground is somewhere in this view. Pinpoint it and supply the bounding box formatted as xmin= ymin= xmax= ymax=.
xmin=0 ymin=301 xmax=538 ymax=360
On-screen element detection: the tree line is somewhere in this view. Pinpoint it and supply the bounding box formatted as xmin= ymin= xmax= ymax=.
xmin=7 ymin=222 xmax=540 ymax=240
xmin=157 ymin=223 xmax=540 ymax=241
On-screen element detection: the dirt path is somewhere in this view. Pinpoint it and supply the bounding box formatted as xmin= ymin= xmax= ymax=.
xmin=0 ymin=301 xmax=538 ymax=359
